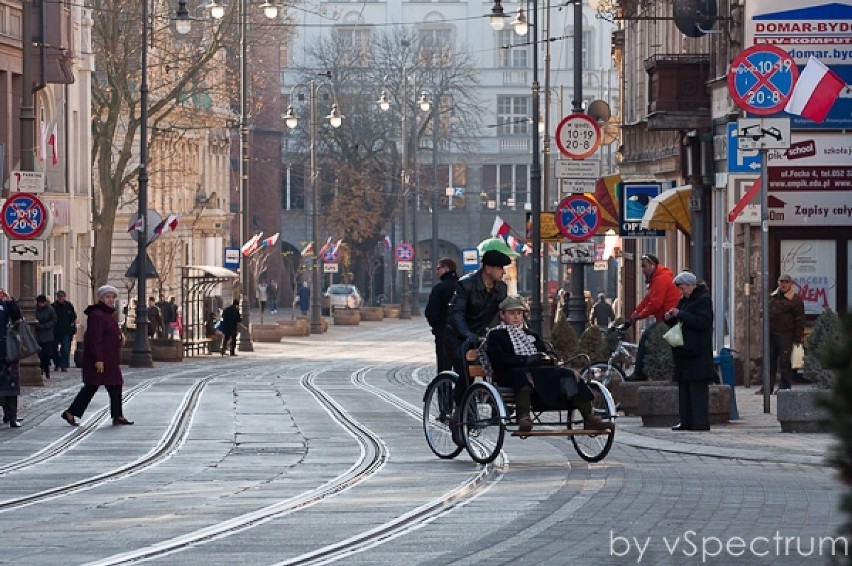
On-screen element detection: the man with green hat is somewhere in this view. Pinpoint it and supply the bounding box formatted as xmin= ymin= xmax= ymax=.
xmin=443 ymin=249 xmax=511 ymax=444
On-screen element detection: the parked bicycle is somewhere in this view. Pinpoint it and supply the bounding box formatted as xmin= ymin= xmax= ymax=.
xmin=587 ymin=321 xmax=638 ymax=388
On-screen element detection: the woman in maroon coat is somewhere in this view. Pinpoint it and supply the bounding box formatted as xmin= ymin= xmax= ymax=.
xmin=61 ymin=285 xmax=133 ymax=426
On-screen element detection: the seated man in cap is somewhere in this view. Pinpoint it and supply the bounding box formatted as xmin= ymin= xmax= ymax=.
xmin=443 ymin=249 xmax=511 ymax=444
xmin=485 ymin=295 xmax=613 ymax=432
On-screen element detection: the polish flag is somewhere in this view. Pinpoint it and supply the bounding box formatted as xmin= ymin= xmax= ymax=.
xmin=317 ymin=237 xmax=333 ymax=256
xmin=381 ymin=235 xmax=392 ymax=248
xmin=240 ymin=232 xmax=263 ymax=257
xmin=49 ymin=123 xmax=58 ymax=165
xmin=153 ymin=214 xmax=179 ymax=236
xmin=127 ymin=217 xmax=144 ymax=233
xmin=490 ymin=215 xmax=511 ymax=238
xmin=261 ymin=233 xmax=280 ymax=248
xmin=300 ymin=242 xmax=314 ymax=255
xmin=39 ymin=122 xmax=49 ymax=163
xmin=784 ymin=57 xmax=847 ymax=123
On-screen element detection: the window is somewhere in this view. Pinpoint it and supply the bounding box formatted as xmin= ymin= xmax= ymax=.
xmin=417 ymin=27 xmax=453 ymax=65
xmin=496 ymin=29 xmax=527 ymax=68
xmin=497 ymin=96 xmax=530 ymax=135
xmin=482 ymin=164 xmax=529 ymax=210
xmin=335 ymin=27 xmax=372 ymax=65
xmin=582 ymin=31 xmax=592 ymax=70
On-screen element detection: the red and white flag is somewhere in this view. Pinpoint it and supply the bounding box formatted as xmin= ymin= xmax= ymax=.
xmin=300 ymin=242 xmax=314 ymax=255
xmin=317 ymin=237 xmax=333 ymax=256
xmin=49 ymin=123 xmax=58 ymax=165
xmin=153 ymin=214 xmax=180 ymax=236
xmin=39 ymin=122 xmax=49 ymax=163
xmin=381 ymin=235 xmax=392 ymax=248
xmin=261 ymin=233 xmax=280 ymax=248
xmin=490 ymin=215 xmax=511 ymax=238
xmin=784 ymin=57 xmax=847 ymax=123
xmin=127 ymin=217 xmax=144 ymax=233
xmin=240 ymin=232 xmax=263 ymax=257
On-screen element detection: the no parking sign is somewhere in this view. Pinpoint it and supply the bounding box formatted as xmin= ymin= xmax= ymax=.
xmin=1 ymin=192 xmax=49 ymax=240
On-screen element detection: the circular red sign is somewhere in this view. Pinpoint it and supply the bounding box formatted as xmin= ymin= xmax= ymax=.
xmin=555 ymin=113 xmax=602 ymax=160
xmin=554 ymin=195 xmax=601 ymax=242
xmin=727 ymin=45 xmax=798 ymax=116
xmin=395 ymin=243 xmax=415 ymax=262
xmin=1 ymin=192 xmax=48 ymax=240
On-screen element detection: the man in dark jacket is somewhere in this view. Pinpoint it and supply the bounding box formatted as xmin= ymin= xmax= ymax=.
xmin=590 ymin=292 xmax=616 ymax=327
xmin=444 ymin=250 xmax=510 ymax=443
xmin=664 ymin=271 xmax=714 ymax=431
xmin=51 ymin=290 xmax=77 ymax=372
xmin=35 ymin=295 xmax=57 ymax=379
xmin=220 ymin=299 xmax=242 ymax=356
xmin=762 ymin=273 xmax=806 ymax=394
xmin=0 ymin=289 xmax=23 ymax=427
xmin=424 ymin=257 xmax=459 ymax=373
xmin=157 ymin=295 xmax=176 ymax=339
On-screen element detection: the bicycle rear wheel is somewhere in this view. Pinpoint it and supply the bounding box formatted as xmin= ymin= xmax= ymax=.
xmin=570 ymin=380 xmax=615 ymax=463
xmin=584 ymin=362 xmax=626 ymax=388
xmin=423 ymin=374 xmax=463 ymax=459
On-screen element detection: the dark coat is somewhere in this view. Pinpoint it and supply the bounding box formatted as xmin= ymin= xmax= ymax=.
xmin=485 ymin=326 xmax=582 ymax=409
xmin=52 ymin=299 xmax=77 ymax=336
xmin=590 ymin=299 xmax=616 ymax=327
xmin=667 ymin=283 xmax=714 ymax=383
xmin=425 ymin=270 xmax=458 ymax=335
xmin=769 ymin=288 xmax=806 ymax=343
xmin=220 ymin=304 xmax=242 ymax=334
xmin=444 ymin=269 xmax=507 ymax=359
xmin=297 ymin=286 xmax=310 ymax=313
xmin=0 ymin=299 xmax=22 ymax=396
xmin=35 ymin=303 xmax=57 ymax=343
xmin=82 ymin=302 xmax=124 ymax=386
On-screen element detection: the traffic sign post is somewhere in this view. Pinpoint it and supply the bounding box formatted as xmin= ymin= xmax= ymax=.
xmin=554 ymin=195 xmax=601 ymax=242
xmin=555 ymin=113 xmax=602 ymax=160
xmin=1 ymin=192 xmax=49 ymax=240
xmin=727 ymin=45 xmax=797 ymax=116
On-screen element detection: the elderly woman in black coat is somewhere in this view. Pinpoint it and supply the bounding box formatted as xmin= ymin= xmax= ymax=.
xmin=664 ymin=271 xmax=714 ymax=431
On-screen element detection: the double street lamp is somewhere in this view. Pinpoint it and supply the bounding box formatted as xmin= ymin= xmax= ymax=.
xmin=284 ymin=79 xmax=343 ymax=333
xmin=377 ymin=81 xmax=430 ymax=320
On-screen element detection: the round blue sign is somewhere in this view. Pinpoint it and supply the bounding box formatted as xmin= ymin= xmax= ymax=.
xmin=555 ymin=195 xmax=600 ymax=242
xmin=1 ymin=192 xmax=48 ymax=240
xmin=727 ymin=45 xmax=798 ymax=116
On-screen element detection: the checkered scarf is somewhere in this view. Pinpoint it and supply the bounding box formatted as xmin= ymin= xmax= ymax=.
xmin=491 ymin=322 xmax=538 ymax=356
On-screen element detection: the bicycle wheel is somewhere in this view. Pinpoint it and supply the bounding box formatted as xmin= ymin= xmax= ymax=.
xmin=619 ymin=344 xmax=638 ymax=379
xmin=570 ymin=380 xmax=615 ymax=463
xmin=584 ymin=362 xmax=626 ymax=388
xmin=460 ymin=383 xmax=505 ymax=465
xmin=423 ymin=374 xmax=463 ymax=459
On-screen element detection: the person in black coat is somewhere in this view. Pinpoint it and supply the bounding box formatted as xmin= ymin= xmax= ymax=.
xmin=220 ymin=299 xmax=242 ymax=356
xmin=664 ymin=271 xmax=714 ymax=431
xmin=424 ymin=257 xmax=458 ymax=373
xmin=0 ymin=289 xmax=23 ymax=427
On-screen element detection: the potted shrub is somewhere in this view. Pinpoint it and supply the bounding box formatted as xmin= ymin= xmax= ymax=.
xmin=778 ymin=309 xmax=841 ymax=432
xmin=333 ymin=307 xmax=361 ymax=326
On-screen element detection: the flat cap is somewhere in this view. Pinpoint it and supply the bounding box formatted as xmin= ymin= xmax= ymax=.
xmin=481 ymin=250 xmax=512 ymax=267
xmin=778 ymin=274 xmax=793 ymax=282
xmin=499 ymin=295 xmax=529 ymax=312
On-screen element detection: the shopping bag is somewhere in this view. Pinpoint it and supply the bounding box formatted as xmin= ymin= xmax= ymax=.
xmin=791 ymin=343 xmax=804 ymax=369
xmin=6 ymin=320 xmax=41 ymax=362
xmin=663 ymin=322 xmax=684 ymax=347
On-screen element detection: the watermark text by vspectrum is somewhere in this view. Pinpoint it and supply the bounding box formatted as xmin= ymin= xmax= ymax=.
xmin=610 ymin=530 xmax=849 ymax=563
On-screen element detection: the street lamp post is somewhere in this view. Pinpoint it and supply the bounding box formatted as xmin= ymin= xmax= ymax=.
xmin=490 ymin=0 xmax=543 ymax=335
xmin=208 ymin=0 xmax=278 ymax=351
xmin=285 ymin=79 xmax=343 ymax=333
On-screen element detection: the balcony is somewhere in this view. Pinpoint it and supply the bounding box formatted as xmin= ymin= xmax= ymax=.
xmin=644 ymin=55 xmax=711 ymax=131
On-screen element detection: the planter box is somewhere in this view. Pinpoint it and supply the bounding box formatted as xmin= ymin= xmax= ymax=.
xmin=278 ymin=319 xmax=309 ymax=336
xmin=607 ymin=380 xmax=658 ymax=416
xmin=360 ymin=306 xmax=384 ymax=321
xmin=636 ymin=384 xmax=732 ymax=427
xmin=777 ymin=389 xmax=831 ymax=433
xmin=252 ymin=323 xmax=283 ymax=343
xmin=151 ymin=338 xmax=183 ymax=362
xmin=303 ymin=317 xmax=329 ymax=334
xmin=333 ymin=309 xmax=361 ymax=326
xmin=382 ymin=304 xmax=401 ymax=318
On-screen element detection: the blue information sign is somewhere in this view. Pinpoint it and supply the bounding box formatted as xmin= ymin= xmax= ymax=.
xmin=619 ymin=182 xmax=665 ymax=238
xmin=726 ymin=123 xmax=761 ymax=174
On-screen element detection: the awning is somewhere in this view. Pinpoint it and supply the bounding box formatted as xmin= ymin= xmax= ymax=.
xmin=640 ymin=185 xmax=693 ymax=235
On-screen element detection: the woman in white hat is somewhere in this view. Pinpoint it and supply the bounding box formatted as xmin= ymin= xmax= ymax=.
xmin=61 ymin=285 xmax=133 ymax=426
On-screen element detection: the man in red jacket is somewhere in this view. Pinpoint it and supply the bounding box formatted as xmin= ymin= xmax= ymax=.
xmin=628 ymin=254 xmax=681 ymax=380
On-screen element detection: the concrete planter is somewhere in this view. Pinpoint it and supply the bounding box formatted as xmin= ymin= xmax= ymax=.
xmin=252 ymin=323 xmax=283 ymax=343
xmin=151 ymin=338 xmax=183 ymax=362
xmin=360 ymin=306 xmax=384 ymax=321
xmin=607 ymin=380 xmax=661 ymax=416
xmin=636 ymin=384 xmax=732 ymax=427
xmin=278 ymin=319 xmax=309 ymax=336
xmin=777 ymin=389 xmax=831 ymax=433
xmin=302 ymin=317 xmax=329 ymax=334
xmin=333 ymin=309 xmax=361 ymax=326
xmin=382 ymin=304 xmax=401 ymax=318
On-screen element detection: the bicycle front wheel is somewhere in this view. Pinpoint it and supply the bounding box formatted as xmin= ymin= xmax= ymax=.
xmin=570 ymin=380 xmax=615 ymax=463
xmin=460 ymin=383 xmax=505 ymax=465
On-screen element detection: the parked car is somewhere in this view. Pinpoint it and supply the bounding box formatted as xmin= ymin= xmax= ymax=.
xmin=322 ymin=284 xmax=362 ymax=314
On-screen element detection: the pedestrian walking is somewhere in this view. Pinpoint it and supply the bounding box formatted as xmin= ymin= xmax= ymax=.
xmin=268 ymin=280 xmax=279 ymax=314
xmin=51 ymin=290 xmax=77 ymax=372
xmin=424 ymin=257 xmax=459 ymax=373
xmin=34 ymin=294 xmax=57 ymax=380
xmin=665 ymin=271 xmax=714 ymax=431
xmin=444 ymin=249 xmax=510 ymax=445
xmin=758 ymin=273 xmax=806 ymax=395
xmin=257 ymin=281 xmax=268 ymax=314
xmin=147 ymin=297 xmax=162 ymax=338
xmin=220 ymin=299 xmax=242 ymax=356
xmin=61 ymin=285 xmax=134 ymax=427
xmin=590 ymin=292 xmax=616 ymax=328
xmin=0 ymin=289 xmax=23 ymax=427
xmin=157 ymin=295 xmax=176 ymax=339
xmin=297 ymin=282 xmax=310 ymax=317
xmin=629 ymin=253 xmax=680 ymax=381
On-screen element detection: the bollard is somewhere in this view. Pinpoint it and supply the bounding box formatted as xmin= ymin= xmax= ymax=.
xmin=714 ymin=347 xmax=739 ymax=420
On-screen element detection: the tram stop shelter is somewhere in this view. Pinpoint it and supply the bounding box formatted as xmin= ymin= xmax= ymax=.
xmin=181 ymin=265 xmax=238 ymax=357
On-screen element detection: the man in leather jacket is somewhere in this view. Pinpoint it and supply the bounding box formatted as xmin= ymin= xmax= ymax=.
xmin=444 ymin=250 xmax=510 ymax=412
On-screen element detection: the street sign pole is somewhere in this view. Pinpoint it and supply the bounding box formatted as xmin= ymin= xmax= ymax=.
xmin=760 ymin=147 xmax=770 ymax=413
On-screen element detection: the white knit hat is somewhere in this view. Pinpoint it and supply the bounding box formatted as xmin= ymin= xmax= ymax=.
xmin=97 ymin=284 xmax=119 ymax=298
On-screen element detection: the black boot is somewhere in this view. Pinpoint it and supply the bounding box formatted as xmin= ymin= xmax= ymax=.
xmin=516 ymin=387 xmax=533 ymax=433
